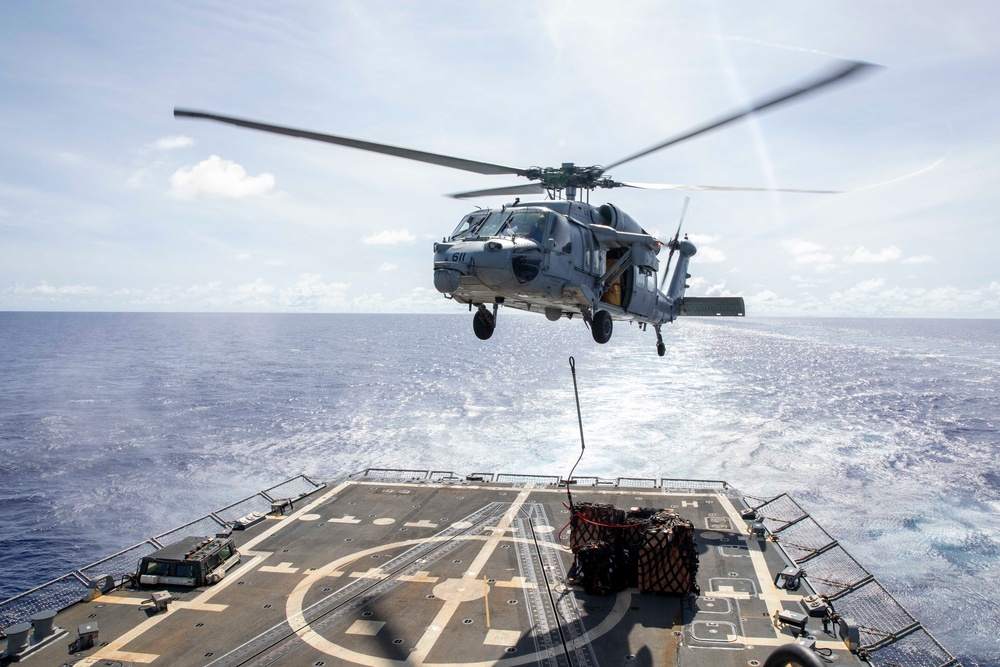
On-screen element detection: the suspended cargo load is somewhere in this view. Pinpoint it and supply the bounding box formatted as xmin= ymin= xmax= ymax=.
xmin=569 ymin=502 xmax=699 ymax=596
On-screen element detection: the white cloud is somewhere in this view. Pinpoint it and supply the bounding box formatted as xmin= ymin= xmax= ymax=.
xmin=9 ymin=281 xmax=100 ymax=296
xmin=265 ymin=259 xmax=286 ymax=266
xmin=695 ymin=246 xmax=727 ymax=263
xmin=169 ymin=155 xmax=275 ymax=200
xmin=153 ymin=135 xmax=195 ymax=150
xmin=703 ymin=280 xmax=740 ymax=297
xmin=236 ymin=253 xmax=251 ymax=260
xmin=278 ymin=274 xmax=351 ymax=309
xmin=901 ymin=255 xmax=937 ymax=265
xmin=856 ymin=277 xmax=887 ymax=292
xmin=781 ymin=239 xmax=834 ymax=265
xmin=361 ymin=229 xmax=417 ymax=245
xmin=378 ymin=262 xmax=398 ymax=272
xmin=849 ymin=245 xmax=902 ymax=263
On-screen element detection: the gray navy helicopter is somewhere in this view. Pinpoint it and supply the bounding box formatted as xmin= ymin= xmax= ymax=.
xmin=176 ymin=60 xmax=874 ymax=356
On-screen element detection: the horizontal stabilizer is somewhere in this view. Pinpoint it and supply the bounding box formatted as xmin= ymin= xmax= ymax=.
xmin=680 ymin=296 xmax=745 ymax=317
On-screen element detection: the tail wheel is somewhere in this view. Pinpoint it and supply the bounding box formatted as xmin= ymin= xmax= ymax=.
xmin=592 ymin=310 xmax=613 ymax=344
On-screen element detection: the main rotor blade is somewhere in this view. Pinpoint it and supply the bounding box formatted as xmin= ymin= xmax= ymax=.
xmin=448 ymin=183 xmax=547 ymax=199
xmin=174 ymin=109 xmax=530 ymax=177
xmin=602 ymin=60 xmax=878 ymax=172
xmin=621 ymin=181 xmax=843 ymax=194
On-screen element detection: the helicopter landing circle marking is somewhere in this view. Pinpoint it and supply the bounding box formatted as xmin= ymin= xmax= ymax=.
xmin=285 ymin=537 xmax=629 ymax=666
xmin=299 ymin=514 xmax=322 ymax=521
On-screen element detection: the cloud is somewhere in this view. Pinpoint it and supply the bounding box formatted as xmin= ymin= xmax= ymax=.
xmin=781 ymin=239 xmax=834 ymax=265
xmin=169 ymin=155 xmax=275 ymax=200
xmin=901 ymin=255 xmax=937 ymax=265
xmin=236 ymin=253 xmax=251 ymax=260
xmin=703 ymin=280 xmax=740 ymax=297
xmin=153 ymin=135 xmax=195 ymax=150
xmin=265 ymin=259 xmax=286 ymax=266
xmin=8 ymin=282 xmax=100 ymax=296
xmin=361 ymin=229 xmax=417 ymax=245
xmin=278 ymin=274 xmax=351 ymax=309
xmin=695 ymin=246 xmax=727 ymax=263
xmin=856 ymin=277 xmax=887 ymax=292
xmin=378 ymin=262 xmax=398 ymax=272
xmin=849 ymin=245 xmax=902 ymax=263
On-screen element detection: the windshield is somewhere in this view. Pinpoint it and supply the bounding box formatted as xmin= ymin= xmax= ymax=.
xmin=503 ymin=210 xmax=550 ymax=243
xmin=450 ymin=211 xmax=488 ymax=240
xmin=476 ymin=210 xmax=511 ymax=237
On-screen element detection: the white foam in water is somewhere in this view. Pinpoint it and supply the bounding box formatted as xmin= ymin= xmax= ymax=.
xmin=0 ymin=312 xmax=997 ymax=664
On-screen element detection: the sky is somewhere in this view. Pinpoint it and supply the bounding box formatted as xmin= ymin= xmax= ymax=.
xmin=1 ymin=1 xmax=998 ymax=316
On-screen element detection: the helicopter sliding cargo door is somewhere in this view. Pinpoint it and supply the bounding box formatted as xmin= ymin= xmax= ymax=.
xmin=601 ymin=249 xmax=633 ymax=311
xmin=625 ymin=268 xmax=658 ymax=319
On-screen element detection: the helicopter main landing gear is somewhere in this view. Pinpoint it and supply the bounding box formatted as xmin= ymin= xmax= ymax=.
xmin=654 ymin=325 xmax=665 ymax=357
xmin=591 ymin=309 xmax=613 ymax=344
xmin=473 ymin=304 xmax=497 ymax=340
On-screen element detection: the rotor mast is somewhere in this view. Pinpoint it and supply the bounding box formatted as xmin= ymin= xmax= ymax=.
xmin=563 ymin=163 xmax=577 ymax=201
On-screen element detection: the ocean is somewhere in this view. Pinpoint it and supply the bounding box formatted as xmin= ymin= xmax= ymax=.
xmin=0 ymin=312 xmax=996 ymax=664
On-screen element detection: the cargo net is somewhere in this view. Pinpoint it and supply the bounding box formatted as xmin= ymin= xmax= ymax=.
xmin=567 ymin=502 xmax=699 ymax=597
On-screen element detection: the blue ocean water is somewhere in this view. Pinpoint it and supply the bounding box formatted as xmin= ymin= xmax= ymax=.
xmin=0 ymin=312 xmax=996 ymax=664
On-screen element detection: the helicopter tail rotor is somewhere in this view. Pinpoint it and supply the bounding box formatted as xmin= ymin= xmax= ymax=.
xmin=660 ymin=197 xmax=690 ymax=292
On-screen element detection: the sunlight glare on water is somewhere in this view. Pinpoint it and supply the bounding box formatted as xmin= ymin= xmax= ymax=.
xmin=0 ymin=312 xmax=997 ymax=664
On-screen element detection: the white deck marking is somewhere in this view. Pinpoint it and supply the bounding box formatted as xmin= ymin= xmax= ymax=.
xmin=79 ymin=484 xmax=348 ymax=665
xmin=346 ymin=620 xmax=386 ymax=636
xmin=494 ymin=576 xmax=536 ymax=589
xmin=715 ymin=493 xmax=799 ymax=640
xmin=404 ymin=519 xmax=438 ymax=528
xmin=483 ymin=628 xmax=521 ymax=646
xmin=350 ymin=567 xmax=388 ymax=580
xmin=329 ymin=515 xmax=363 ymax=524
xmin=260 ymin=561 xmax=300 ymax=573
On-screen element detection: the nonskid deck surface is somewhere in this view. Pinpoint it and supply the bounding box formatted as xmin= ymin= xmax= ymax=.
xmin=0 ymin=475 xmax=950 ymax=666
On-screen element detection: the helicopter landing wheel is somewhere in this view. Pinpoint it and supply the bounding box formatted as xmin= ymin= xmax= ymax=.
xmin=473 ymin=305 xmax=495 ymax=340
xmin=592 ymin=310 xmax=613 ymax=344
xmin=656 ymin=342 xmax=666 ymax=357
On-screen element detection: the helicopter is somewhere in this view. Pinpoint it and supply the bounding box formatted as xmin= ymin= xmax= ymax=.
xmin=175 ymin=59 xmax=875 ymax=356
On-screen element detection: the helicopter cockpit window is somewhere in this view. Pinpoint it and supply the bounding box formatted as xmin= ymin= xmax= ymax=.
xmin=502 ymin=210 xmax=549 ymax=244
xmin=476 ymin=210 xmax=511 ymax=238
xmin=451 ymin=211 xmax=487 ymax=240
